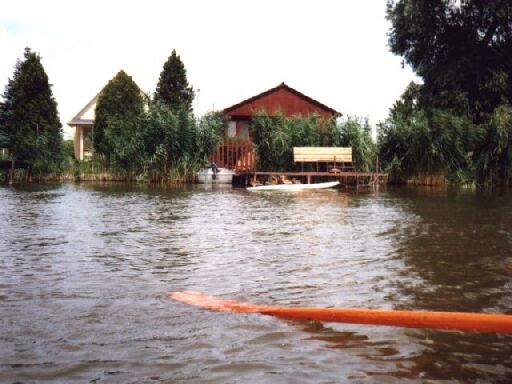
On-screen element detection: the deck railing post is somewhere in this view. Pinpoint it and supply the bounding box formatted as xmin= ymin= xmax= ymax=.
xmin=231 ymin=142 xmax=233 ymax=170
xmin=235 ymin=141 xmax=239 ymax=170
xmin=230 ymin=141 xmax=233 ymax=169
xmin=226 ymin=142 xmax=229 ymax=169
xmin=244 ymin=143 xmax=246 ymax=171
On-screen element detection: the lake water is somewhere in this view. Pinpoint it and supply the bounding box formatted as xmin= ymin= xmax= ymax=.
xmin=1 ymin=183 xmax=512 ymax=383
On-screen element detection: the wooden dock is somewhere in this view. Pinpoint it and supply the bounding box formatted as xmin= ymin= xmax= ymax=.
xmin=236 ymin=170 xmax=387 ymax=188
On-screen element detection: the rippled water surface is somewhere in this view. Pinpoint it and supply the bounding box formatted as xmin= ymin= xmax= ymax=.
xmin=1 ymin=183 xmax=512 ymax=383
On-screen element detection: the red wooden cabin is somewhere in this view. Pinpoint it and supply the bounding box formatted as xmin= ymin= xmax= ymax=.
xmin=209 ymin=82 xmax=340 ymax=171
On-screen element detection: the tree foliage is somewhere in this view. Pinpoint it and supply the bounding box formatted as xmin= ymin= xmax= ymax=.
xmin=139 ymin=105 xmax=223 ymax=181
xmin=384 ymin=1 xmax=512 ymax=186
xmin=93 ymin=70 xmax=144 ymax=159
xmin=155 ymin=50 xmax=194 ymax=112
xmin=104 ymin=114 xmax=145 ymax=176
xmin=251 ymin=111 xmax=375 ymax=172
xmin=0 ymin=48 xmax=63 ymax=172
xmin=331 ymin=116 xmax=376 ymax=172
xmin=85 ymin=55 xmax=223 ymax=181
xmin=379 ymin=106 xmax=478 ymax=184
xmin=93 ymin=94 xmax=224 ymax=180
xmin=387 ymin=0 xmax=512 ymax=121
xmin=0 ymin=102 xmax=8 ymax=149
xmin=474 ymin=105 xmax=512 ymax=185
xmin=196 ymin=111 xmax=225 ymax=162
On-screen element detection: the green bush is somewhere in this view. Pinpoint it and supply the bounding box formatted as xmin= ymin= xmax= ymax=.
xmin=251 ymin=110 xmax=376 ymax=172
xmin=474 ymin=105 xmax=512 ymax=186
xmin=378 ymin=108 xmax=478 ymax=185
xmin=331 ymin=116 xmax=376 ymax=172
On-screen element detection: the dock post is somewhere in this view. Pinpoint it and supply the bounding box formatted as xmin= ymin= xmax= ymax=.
xmin=8 ymin=159 xmax=15 ymax=185
xmin=26 ymin=164 xmax=32 ymax=183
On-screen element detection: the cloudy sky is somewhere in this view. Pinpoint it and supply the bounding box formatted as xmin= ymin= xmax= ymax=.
xmin=1 ymin=0 xmax=417 ymax=138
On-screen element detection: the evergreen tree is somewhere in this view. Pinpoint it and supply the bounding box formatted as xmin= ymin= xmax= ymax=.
xmin=93 ymin=70 xmax=144 ymax=159
xmin=155 ymin=50 xmax=194 ymax=112
xmin=0 ymin=47 xmax=62 ymax=173
xmin=0 ymin=102 xmax=8 ymax=150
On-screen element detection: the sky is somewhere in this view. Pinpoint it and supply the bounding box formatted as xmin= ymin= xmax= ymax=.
xmin=0 ymin=0 xmax=417 ymax=139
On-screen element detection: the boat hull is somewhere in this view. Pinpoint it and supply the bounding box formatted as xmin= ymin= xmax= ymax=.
xmin=247 ymin=181 xmax=340 ymax=191
xmin=196 ymin=168 xmax=234 ymax=184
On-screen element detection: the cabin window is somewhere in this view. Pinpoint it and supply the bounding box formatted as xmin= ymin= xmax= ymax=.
xmin=227 ymin=121 xmax=236 ymax=138
xmin=238 ymin=121 xmax=249 ymax=139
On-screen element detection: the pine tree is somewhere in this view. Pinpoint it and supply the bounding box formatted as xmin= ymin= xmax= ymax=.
xmin=93 ymin=70 xmax=144 ymax=159
xmin=0 ymin=102 xmax=8 ymax=150
xmin=155 ymin=50 xmax=194 ymax=112
xmin=0 ymin=47 xmax=62 ymax=175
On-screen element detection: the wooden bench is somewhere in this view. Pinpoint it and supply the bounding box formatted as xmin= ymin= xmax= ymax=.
xmin=293 ymin=147 xmax=353 ymax=171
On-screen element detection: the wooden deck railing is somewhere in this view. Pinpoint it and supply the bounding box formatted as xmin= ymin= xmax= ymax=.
xmin=208 ymin=141 xmax=255 ymax=171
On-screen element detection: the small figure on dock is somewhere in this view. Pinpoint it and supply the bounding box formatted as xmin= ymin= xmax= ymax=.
xmin=208 ymin=162 xmax=219 ymax=180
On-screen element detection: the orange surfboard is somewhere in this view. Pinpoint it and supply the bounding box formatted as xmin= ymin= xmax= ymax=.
xmin=169 ymin=291 xmax=512 ymax=334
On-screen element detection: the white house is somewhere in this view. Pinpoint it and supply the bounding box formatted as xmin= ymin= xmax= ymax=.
xmin=67 ymin=93 xmax=98 ymax=160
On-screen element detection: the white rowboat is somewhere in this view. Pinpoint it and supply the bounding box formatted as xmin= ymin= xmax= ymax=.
xmin=197 ymin=168 xmax=234 ymax=184
xmin=247 ymin=181 xmax=340 ymax=192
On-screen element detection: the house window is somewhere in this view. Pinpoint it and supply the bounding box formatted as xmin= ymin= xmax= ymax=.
xmin=238 ymin=121 xmax=249 ymax=139
xmin=227 ymin=121 xmax=236 ymax=138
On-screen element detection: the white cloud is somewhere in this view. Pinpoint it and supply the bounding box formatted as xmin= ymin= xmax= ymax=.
xmin=0 ymin=0 xmax=417 ymax=139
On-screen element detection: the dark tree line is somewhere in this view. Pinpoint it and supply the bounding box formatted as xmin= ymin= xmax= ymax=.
xmin=380 ymin=0 xmax=512 ymax=186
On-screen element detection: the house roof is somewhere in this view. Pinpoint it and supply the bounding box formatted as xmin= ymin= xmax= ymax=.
xmin=67 ymin=71 xmax=143 ymax=127
xmin=67 ymin=92 xmax=100 ymax=126
xmin=223 ymin=82 xmax=341 ymax=117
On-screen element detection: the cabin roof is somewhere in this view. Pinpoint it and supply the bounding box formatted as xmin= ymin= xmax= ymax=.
xmin=223 ymin=82 xmax=341 ymax=117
